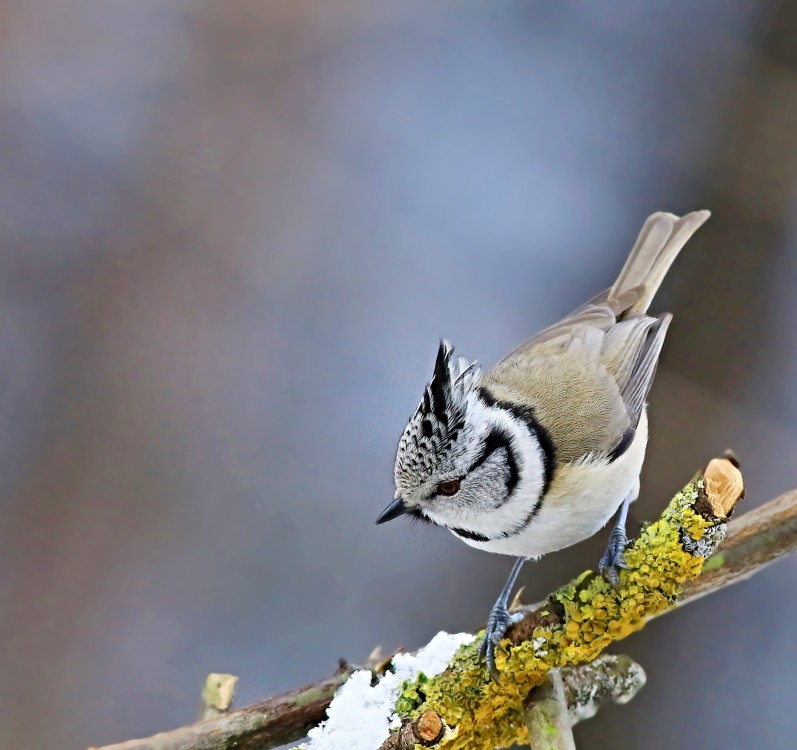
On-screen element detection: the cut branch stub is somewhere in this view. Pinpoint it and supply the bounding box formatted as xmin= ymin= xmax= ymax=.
xmin=414 ymin=710 xmax=445 ymax=745
xmin=693 ymin=456 xmax=744 ymax=520
xmin=378 ymin=710 xmax=446 ymax=750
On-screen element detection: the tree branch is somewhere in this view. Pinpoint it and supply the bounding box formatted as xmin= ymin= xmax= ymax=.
xmin=91 ymin=458 xmax=797 ymax=750
xmin=90 ymin=665 xmax=356 ymax=750
xmin=524 ymin=669 xmax=576 ymax=750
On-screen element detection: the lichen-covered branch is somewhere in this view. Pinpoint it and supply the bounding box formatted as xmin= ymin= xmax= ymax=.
xmin=94 ymin=457 xmax=797 ymax=750
xmin=553 ymin=653 xmax=646 ymax=724
xmin=379 ymin=654 xmax=645 ymax=750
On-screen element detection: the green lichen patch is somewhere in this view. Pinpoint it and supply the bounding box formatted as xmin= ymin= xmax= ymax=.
xmin=394 ymin=478 xmax=728 ymax=750
xmin=702 ymin=551 xmax=726 ymax=571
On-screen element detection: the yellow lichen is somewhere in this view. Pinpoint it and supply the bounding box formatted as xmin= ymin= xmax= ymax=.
xmin=395 ymin=478 xmax=726 ymax=750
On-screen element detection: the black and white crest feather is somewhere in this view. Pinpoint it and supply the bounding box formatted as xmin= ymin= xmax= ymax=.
xmin=394 ymin=340 xmax=480 ymax=486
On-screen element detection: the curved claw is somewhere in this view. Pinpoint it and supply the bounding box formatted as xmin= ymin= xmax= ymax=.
xmin=480 ymin=603 xmax=523 ymax=681
xmin=599 ymin=528 xmax=631 ymax=589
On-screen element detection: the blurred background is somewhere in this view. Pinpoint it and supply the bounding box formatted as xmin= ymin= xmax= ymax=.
xmin=1 ymin=1 xmax=796 ymax=748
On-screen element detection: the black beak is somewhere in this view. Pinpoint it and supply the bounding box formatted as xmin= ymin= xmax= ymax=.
xmin=375 ymin=497 xmax=409 ymax=525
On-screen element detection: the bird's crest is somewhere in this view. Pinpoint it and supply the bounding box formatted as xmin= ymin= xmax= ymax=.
xmin=394 ymin=341 xmax=480 ymax=485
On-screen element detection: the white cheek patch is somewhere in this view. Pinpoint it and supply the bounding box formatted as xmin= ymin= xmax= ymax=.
xmin=460 ymin=455 xmax=510 ymax=509
xmin=424 ymin=404 xmax=547 ymax=540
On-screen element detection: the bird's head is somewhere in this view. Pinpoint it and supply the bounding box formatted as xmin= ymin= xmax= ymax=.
xmin=379 ymin=341 xmax=544 ymax=541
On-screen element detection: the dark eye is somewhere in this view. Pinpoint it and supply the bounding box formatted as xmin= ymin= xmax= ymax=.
xmin=436 ymin=479 xmax=461 ymax=496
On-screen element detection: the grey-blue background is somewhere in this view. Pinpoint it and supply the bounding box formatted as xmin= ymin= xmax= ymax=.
xmin=1 ymin=2 xmax=796 ymax=748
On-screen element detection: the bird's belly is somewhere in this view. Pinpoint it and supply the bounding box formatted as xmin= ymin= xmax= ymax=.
xmin=462 ymin=413 xmax=649 ymax=558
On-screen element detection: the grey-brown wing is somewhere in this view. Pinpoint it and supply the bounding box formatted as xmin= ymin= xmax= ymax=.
xmin=484 ymin=310 xmax=671 ymax=462
xmin=495 ymin=286 xmax=644 ymax=364
xmin=484 ymin=322 xmax=633 ymax=462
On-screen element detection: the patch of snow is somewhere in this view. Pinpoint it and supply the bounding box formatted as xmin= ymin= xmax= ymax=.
xmin=299 ymin=631 xmax=474 ymax=750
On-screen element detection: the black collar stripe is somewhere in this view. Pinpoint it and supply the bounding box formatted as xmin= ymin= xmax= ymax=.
xmin=477 ymin=387 xmax=557 ymax=495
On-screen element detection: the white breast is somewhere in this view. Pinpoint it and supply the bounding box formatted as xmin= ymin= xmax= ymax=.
xmin=458 ymin=411 xmax=649 ymax=558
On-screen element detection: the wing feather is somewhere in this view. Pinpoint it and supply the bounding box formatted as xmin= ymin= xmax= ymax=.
xmin=619 ymin=314 xmax=672 ymax=427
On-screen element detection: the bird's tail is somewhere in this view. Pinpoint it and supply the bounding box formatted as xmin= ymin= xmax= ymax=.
xmin=609 ymin=210 xmax=711 ymax=314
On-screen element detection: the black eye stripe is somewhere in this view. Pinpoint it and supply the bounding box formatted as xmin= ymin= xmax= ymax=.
xmin=441 ymin=430 xmax=524 ymax=544
xmin=430 ymin=430 xmax=516 ymax=501
xmin=467 ymin=428 xmax=520 ymax=496
xmin=468 ymin=429 xmax=507 ymax=472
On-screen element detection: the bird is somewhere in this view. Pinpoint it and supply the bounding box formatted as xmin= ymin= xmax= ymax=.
xmin=376 ymin=210 xmax=711 ymax=680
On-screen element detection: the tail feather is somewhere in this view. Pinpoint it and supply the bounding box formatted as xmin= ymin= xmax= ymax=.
xmin=609 ymin=210 xmax=711 ymax=314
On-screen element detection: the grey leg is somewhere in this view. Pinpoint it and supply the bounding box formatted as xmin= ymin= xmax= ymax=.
xmin=479 ymin=555 xmax=527 ymax=681
xmin=598 ymin=492 xmax=634 ymax=588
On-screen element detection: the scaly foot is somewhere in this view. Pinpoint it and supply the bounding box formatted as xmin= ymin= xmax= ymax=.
xmin=478 ymin=602 xmax=524 ymax=681
xmin=598 ymin=527 xmax=631 ymax=588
